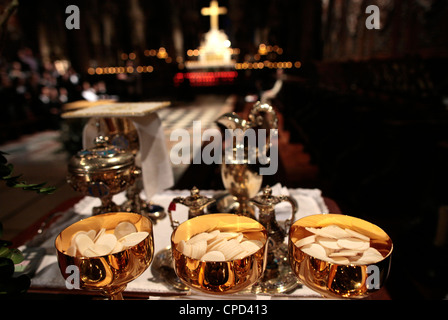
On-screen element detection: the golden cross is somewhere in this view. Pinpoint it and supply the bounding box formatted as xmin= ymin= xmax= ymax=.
xmin=201 ymin=0 xmax=227 ymax=31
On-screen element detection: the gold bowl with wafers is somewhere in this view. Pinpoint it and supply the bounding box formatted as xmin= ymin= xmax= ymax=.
xmin=171 ymin=214 xmax=268 ymax=295
xmin=288 ymin=214 xmax=393 ymax=299
xmin=55 ymin=212 xmax=154 ymax=300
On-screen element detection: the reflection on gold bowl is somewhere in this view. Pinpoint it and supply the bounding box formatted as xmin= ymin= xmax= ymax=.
xmin=288 ymin=214 xmax=393 ymax=299
xmin=55 ymin=212 xmax=154 ymax=300
xmin=171 ymin=214 xmax=268 ymax=295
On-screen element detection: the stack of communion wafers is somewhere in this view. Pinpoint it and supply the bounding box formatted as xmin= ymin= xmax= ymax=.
xmin=177 ymin=230 xmax=263 ymax=261
xmin=294 ymin=225 xmax=384 ymax=265
xmin=66 ymin=221 xmax=149 ymax=258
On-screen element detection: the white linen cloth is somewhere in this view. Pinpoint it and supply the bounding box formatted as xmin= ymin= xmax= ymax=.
xmin=29 ymin=187 xmax=328 ymax=299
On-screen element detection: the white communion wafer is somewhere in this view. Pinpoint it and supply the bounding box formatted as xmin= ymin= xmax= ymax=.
xmin=215 ymin=239 xmax=239 ymax=260
xmin=178 ymin=240 xmax=192 ymax=257
xmin=240 ymin=240 xmax=263 ymax=255
xmin=178 ymin=229 xmax=264 ymax=261
xmin=316 ymin=236 xmax=341 ymax=250
xmin=294 ymin=225 xmax=385 ymax=265
xmin=71 ymin=230 xmax=93 ymax=248
xmin=344 ymin=228 xmax=370 ymax=242
xmin=354 ymin=247 xmax=384 ymax=265
xmin=119 ymin=231 xmax=149 ymax=247
xmin=93 ymin=228 xmax=106 ymax=243
xmin=85 ymin=230 xmax=97 ymax=241
xmin=319 ymin=225 xmax=351 ymax=239
xmin=190 ymin=240 xmax=207 ymax=259
xmin=294 ymin=235 xmax=316 ymax=248
xmin=364 ymin=247 xmax=383 ymax=257
xmin=89 ymin=243 xmax=113 ymax=256
xmin=301 ymin=243 xmax=328 ymax=260
xmin=187 ymin=232 xmax=213 ymax=244
xmin=207 ymin=237 xmax=227 ymax=252
xmin=83 ymin=247 xmax=100 ymax=258
xmin=217 ymin=232 xmax=241 ymax=240
xmin=201 ymin=250 xmax=226 ymax=261
xmin=234 ymin=233 xmax=244 ymax=243
xmin=74 ymin=233 xmax=94 ymax=256
xmin=69 ymin=221 xmax=147 ymax=258
xmin=111 ymin=240 xmax=124 ymax=254
xmin=73 ymin=230 xmax=95 ymax=239
xmin=329 ymin=256 xmax=351 ymax=264
xmin=355 ymin=254 xmax=382 ymax=265
xmin=95 ymin=233 xmax=118 ymax=253
xmin=207 ymin=229 xmax=221 ymax=239
xmin=114 ymin=222 xmax=137 ymax=240
xmin=337 ymin=238 xmax=370 ymax=251
xmin=225 ymin=245 xmax=247 ymax=260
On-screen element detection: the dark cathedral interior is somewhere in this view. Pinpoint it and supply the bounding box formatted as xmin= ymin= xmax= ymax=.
xmin=1 ymin=0 xmax=448 ymax=301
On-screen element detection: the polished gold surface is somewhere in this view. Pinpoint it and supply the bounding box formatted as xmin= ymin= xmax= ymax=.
xmin=66 ymin=138 xmax=137 ymax=215
xmin=55 ymin=212 xmax=154 ymax=299
xmin=67 ymin=165 xmax=136 ymax=195
xmin=171 ymin=214 xmax=268 ymax=295
xmin=92 ymin=117 xmax=166 ymax=222
xmin=288 ymin=214 xmax=393 ymax=299
xmin=99 ymin=117 xmax=140 ymax=155
xmin=220 ymin=159 xmax=262 ymax=218
xmin=67 ymin=136 xmax=136 ymax=174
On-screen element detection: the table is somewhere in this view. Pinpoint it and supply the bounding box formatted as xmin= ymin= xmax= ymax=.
xmin=12 ymin=186 xmax=390 ymax=300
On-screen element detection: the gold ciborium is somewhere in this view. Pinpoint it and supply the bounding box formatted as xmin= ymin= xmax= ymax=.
xmin=93 ymin=117 xmax=166 ymax=222
xmin=95 ymin=117 xmax=139 ymax=155
xmin=55 ymin=212 xmax=154 ymax=300
xmin=216 ymin=102 xmax=278 ymax=218
xmin=67 ymin=136 xmax=137 ymax=215
xmin=288 ymin=214 xmax=393 ymax=299
xmin=171 ymin=214 xmax=268 ymax=295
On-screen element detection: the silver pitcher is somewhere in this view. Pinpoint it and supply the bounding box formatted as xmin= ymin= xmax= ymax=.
xmin=250 ymin=185 xmax=301 ymax=294
xmin=216 ymin=102 xmax=279 ymax=218
xmin=167 ymin=186 xmax=216 ymax=229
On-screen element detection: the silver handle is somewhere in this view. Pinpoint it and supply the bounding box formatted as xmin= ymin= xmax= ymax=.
xmin=277 ymin=195 xmax=298 ymax=232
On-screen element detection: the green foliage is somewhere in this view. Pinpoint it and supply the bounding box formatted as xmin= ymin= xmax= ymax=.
xmin=0 ymin=149 xmax=55 ymax=295
xmin=0 ymin=151 xmax=56 ymax=194
xmin=0 ymin=223 xmax=30 ymax=295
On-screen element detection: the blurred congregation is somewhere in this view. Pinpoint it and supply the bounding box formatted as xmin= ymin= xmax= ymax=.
xmin=0 ymin=48 xmax=111 ymax=141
